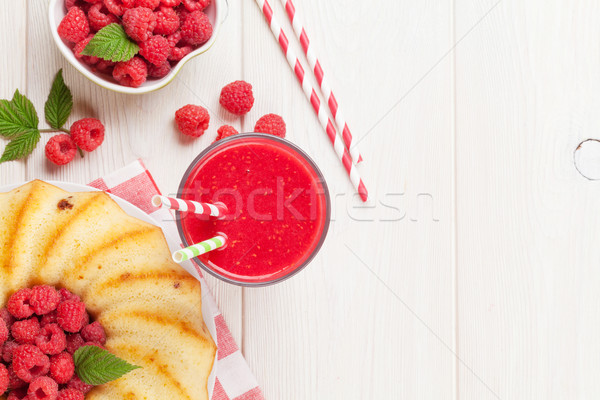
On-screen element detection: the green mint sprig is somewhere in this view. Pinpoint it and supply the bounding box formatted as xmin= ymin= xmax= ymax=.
xmin=81 ymin=23 xmax=140 ymax=62
xmin=74 ymin=345 xmax=142 ymax=386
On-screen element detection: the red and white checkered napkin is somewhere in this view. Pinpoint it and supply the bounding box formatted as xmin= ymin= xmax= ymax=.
xmin=89 ymin=159 xmax=264 ymax=400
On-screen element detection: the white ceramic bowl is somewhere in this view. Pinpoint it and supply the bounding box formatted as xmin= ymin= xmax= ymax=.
xmin=49 ymin=0 xmax=227 ymax=94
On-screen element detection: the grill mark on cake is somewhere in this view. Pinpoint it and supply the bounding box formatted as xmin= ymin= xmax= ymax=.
xmin=94 ymin=271 xmax=197 ymax=295
xmin=125 ymin=310 xmax=209 ymax=342
xmin=2 ymin=184 xmax=35 ymax=276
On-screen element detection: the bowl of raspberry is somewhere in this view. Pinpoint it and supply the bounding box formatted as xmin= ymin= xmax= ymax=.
xmin=49 ymin=0 xmax=227 ymax=94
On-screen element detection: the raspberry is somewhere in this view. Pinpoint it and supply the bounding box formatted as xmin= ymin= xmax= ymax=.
xmin=12 ymin=344 xmax=50 ymax=383
xmin=35 ymin=324 xmax=67 ymax=355
xmin=11 ymin=318 xmax=40 ymax=345
xmin=254 ymin=114 xmax=286 ymax=138
xmin=166 ymin=32 xmax=192 ymax=61
xmin=113 ymin=56 xmax=148 ymax=88
xmin=30 ymin=286 xmax=60 ymax=316
xmin=58 ymin=289 xmax=79 ymax=303
xmin=103 ymin=0 xmax=136 ymax=16
xmin=182 ymin=0 xmax=210 ymax=12
xmin=0 ymin=364 xmax=8 ymax=395
xmin=65 ymin=0 xmax=79 ymax=9
xmin=1 ymin=308 xmax=15 ymax=329
xmin=45 ymin=134 xmax=77 ymax=166
xmin=161 ymin=0 xmax=181 ymax=6
xmin=123 ymin=7 xmax=157 ymax=42
xmin=180 ymin=10 xmax=212 ymax=46
xmin=219 ymin=81 xmax=254 ymax=115
xmin=7 ymin=388 xmax=28 ymax=400
xmin=67 ymin=376 xmax=93 ymax=394
xmin=94 ymin=59 xmax=116 ymax=75
xmin=135 ymin=0 xmax=160 ymax=8
xmin=7 ymin=288 xmax=34 ymax=320
xmin=28 ymin=376 xmax=59 ymax=400
xmin=153 ymin=6 xmax=180 ymax=35
xmin=73 ymin=35 xmax=100 ymax=66
xmin=57 ymin=301 xmax=86 ymax=334
xmin=139 ymin=35 xmax=170 ymax=66
xmin=49 ymin=352 xmax=75 ymax=384
xmin=57 ymin=7 xmax=90 ymax=44
xmin=0 ymin=318 xmax=7 ymax=345
xmin=81 ymin=322 xmax=106 ymax=345
xmin=216 ymin=125 xmax=239 ymax=141
xmin=57 ymin=389 xmax=84 ymax=400
xmin=175 ymin=105 xmax=210 ymax=137
xmin=147 ymin=61 xmax=171 ymax=78
xmin=70 ymin=118 xmax=105 ymax=152
xmin=88 ymin=3 xmax=119 ymax=31
xmin=8 ymin=365 xmax=27 ymax=390
xmin=65 ymin=334 xmax=84 ymax=354
xmin=40 ymin=311 xmax=58 ymax=327
xmin=3 ymin=340 xmax=18 ymax=363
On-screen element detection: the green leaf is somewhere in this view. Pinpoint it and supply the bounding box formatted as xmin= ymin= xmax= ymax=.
xmin=0 ymin=89 xmax=39 ymax=138
xmin=81 ymin=24 xmax=139 ymax=62
xmin=45 ymin=69 xmax=73 ymax=129
xmin=74 ymin=345 xmax=142 ymax=385
xmin=0 ymin=129 xmax=40 ymax=163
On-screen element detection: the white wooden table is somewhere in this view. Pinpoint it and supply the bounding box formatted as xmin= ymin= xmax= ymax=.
xmin=2 ymin=1 xmax=600 ymax=398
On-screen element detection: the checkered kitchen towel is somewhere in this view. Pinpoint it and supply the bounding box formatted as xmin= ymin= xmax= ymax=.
xmin=89 ymin=159 xmax=264 ymax=400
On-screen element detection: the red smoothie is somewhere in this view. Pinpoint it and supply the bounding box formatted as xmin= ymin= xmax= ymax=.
xmin=179 ymin=135 xmax=329 ymax=285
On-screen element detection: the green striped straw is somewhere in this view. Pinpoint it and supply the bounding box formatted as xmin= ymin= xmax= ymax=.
xmin=173 ymin=235 xmax=227 ymax=263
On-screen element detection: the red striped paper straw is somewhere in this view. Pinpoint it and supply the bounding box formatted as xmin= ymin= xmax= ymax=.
xmin=255 ymin=0 xmax=368 ymax=202
xmin=152 ymin=195 xmax=228 ymax=218
xmin=280 ymin=0 xmax=362 ymax=164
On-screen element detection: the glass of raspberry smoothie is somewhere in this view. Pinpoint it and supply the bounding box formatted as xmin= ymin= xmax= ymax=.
xmin=176 ymin=133 xmax=331 ymax=286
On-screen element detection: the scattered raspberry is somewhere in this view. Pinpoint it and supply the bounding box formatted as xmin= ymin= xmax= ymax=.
xmin=147 ymin=61 xmax=171 ymax=78
xmin=65 ymin=334 xmax=85 ymax=355
xmin=136 ymin=0 xmax=160 ymax=8
xmin=3 ymin=341 xmax=19 ymax=363
xmin=70 ymin=118 xmax=105 ymax=152
xmin=49 ymin=352 xmax=75 ymax=384
xmin=7 ymin=288 xmax=34 ymax=320
xmin=219 ymin=81 xmax=254 ymax=115
xmin=182 ymin=0 xmax=210 ymax=12
xmin=67 ymin=376 xmax=93 ymax=394
xmin=180 ymin=10 xmax=212 ymax=46
xmin=123 ymin=7 xmax=157 ymax=42
xmin=139 ymin=35 xmax=171 ymax=66
xmin=216 ymin=125 xmax=239 ymax=141
xmin=58 ymin=7 xmax=90 ymax=43
xmin=28 ymin=376 xmax=59 ymax=400
xmin=57 ymin=389 xmax=84 ymax=400
xmin=7 ymin=387 xmax=27 ymax=400
xmin=87 ymin=3 xmax=119 ymax=31
xmin=254 ymin=114 xmax=286 ymax=138
xmin=58 ymin=289 xmax=79 ymax=303
xmin=73 ymin=35 xmax=100 ymax=66
xmin=103 ymin=0 xmax=136 ymax=16
xmin=57 ymin=301 xmax=86 ymax=334
xmin=113 ymin=56 xmax=148 ymax=88
xmin=81 ymin=321 xmax=106 ymax=345
xmin=153 ymin=6 xmax=180 ymax=35
xmin=35 ymin=324 xmax=67 ymax=355
xmin=40 ymin=311 xmax=58 ymax=327
xmin=30 ymin=286 xmax=60 ymax=316
xmin=175 ymin=105 xmax=210 ymax=137
xmin=1 ymin=308 xmax=15 ymax=329
xmin=161 ymin=0 xmax=181 ymax=6
xmin=45 ymin=134 xmax=77 ymax=166
xmin=11 ymin=318 xmax=41 ymax=345
xmin=0 ymin=318 xmax=7 ymax=346
xmin=0 ymin=364 xmax=8 ymax=395
xmin=11 ymin=344 xmax=50 ymax=383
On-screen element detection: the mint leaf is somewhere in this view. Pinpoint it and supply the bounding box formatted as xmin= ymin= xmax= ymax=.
xmin=0 ymin=129 xmax=40 ymax=163
xmin=81 ymin=24 xmax=139 ymax=62
xmin=0 ymin=90 xmax=39 ymax=138
xmin=45 ymin=69 xmax=73 ymax=129
xmin=74 ymin=345 xmax=141 ymax=385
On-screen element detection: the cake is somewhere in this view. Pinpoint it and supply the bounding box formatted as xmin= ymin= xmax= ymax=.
xmin=0 ymin=180 xmax=216 ymax=399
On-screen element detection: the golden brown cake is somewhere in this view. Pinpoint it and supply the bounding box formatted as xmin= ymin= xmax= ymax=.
xmin=0 ymin=180 xmax=216 ymax=399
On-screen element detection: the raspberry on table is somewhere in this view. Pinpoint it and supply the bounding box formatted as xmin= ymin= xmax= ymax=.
xmin=147 ymin=61 xmax=171 ymax=79
xmin=0 ymin=318 xmax=7 ymax=346
xmin=11 ymin=344 xmax=50 ymax=383
xmin=70 ymin=118 xmax=105 ymax=152
xmin=7 ymin=288 xmax=35 ymax=320
xmin=28 ymin=376 xmax=59 ymax=400
xmin=123 ymin=7 xmax=157 ymax=42
xmin=58 ymin=7 xmax=90 ymax=44
xmin=180 ymin=10 xmax=212 ymax=46
xmin=65 ymin=334 xmax=85 ymax=354
xmin=67 ymin=375 xmax=93 ymax=394
xmin=45 ymin=134 xmax=77 ymax=166
xmin=57 ymin=301 xmax=86 ymax=334
xmin=35 ymin=324 xmax=67 ymax=355
xmin=254 ymin=113 xmax=286 ymax=138
xmin=139 ymin=35 xmax=171 ymax=66
xmin=30 ymin=286 xmax=60 ymax=316
xmin=88 ymin=3 xmax=119 ymax=32
xmin=182 ymin=0 xmax=210 ymax=12
xmin=219 ymin=81 xmax=254 ymax=115
xmin=49 ymin=352 xmax=75 ymax=384
xmin=81 ymin=321 xmax=106 ymax=345
xmin=175 ymin=104 xmax=210 ymax=138
xmin=2 ymin=340 xmax=19 ymax=363
xmin=0 ymin=364 xmax=8 ymax=395
xmin=113 ymin=56 xmax=148 ymax=88
xmin=216 ymin=125 xmax=239 ymax=141
xmin=58 ymin=289 xmax=80 ymax=303
xmin=153 ymin=6 xmax=180 ymax=35
xmin=57 ymin=388 xmax=84 ymax=400
xmin=11 ymin=318 xmax=41 ymax=345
